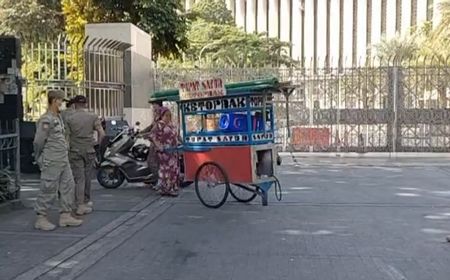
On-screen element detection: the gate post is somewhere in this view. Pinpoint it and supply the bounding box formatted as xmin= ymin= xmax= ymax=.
xmin=388 ymin=66 xmax=403 ymax=153
xmin=15 ymin=118 xmax=21 ymax=199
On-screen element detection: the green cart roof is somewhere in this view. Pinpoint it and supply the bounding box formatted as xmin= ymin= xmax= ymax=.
xmin=149 ymin=77 xmax=281 ymax=103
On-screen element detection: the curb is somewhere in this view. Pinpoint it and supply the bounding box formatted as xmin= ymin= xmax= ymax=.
xmin=279 ymin=152 xmax=450 ymax=159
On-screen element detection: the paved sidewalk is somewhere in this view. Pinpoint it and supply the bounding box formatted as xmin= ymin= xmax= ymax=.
xmin=280 ymin=152 xmax=450 ymax=158
xmin=0 ymin=178 xmax=159 ymax=280
xmin=2 ymin=159 xmax=450 ymax=280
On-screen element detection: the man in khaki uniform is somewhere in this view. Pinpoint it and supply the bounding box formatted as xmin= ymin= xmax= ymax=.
xmin=61 ymin=98 xmax=75 ymax=143
xmin=65 ymin=95 xmax=105 ymax=215
xmin=34 ymin=90 xmax=83 ymax=231
xmin=61 ymin=98 xmax=74 ymax=122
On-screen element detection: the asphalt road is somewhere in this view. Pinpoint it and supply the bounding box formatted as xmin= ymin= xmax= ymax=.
xmin=2 ymin=157 xmax=450 ymax=280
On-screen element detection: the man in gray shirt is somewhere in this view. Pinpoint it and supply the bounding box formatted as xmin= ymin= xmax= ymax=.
xmin=34 ymin=90 xmax=83 ymax=231
xmin=65 ymin=95 xmax=105 ymax=215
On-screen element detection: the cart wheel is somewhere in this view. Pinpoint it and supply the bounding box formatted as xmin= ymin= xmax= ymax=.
xmin=229 ymin=184 xmax=258 ymax=203
xmin=195 ymin=162 xmax=229 ymax=209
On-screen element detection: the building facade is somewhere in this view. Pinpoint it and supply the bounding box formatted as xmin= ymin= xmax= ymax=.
xmin=184 ymin=0 xmax=443 ymax=67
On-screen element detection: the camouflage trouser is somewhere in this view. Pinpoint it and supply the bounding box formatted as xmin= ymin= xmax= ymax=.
xmin=35 ymin=161 xmax=75 ymax=215
xmin=69 ymin=151 xmax=95 ymax=206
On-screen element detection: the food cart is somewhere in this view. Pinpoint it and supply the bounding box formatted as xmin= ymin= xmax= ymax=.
xmin=150 ymin=78 xmax=286 ymax=208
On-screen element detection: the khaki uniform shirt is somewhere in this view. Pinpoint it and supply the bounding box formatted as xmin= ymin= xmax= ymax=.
xmin=65 ymin=108 xmax=101 ymax=153
xmin=33 ymin=111 xmax=69 ymax=164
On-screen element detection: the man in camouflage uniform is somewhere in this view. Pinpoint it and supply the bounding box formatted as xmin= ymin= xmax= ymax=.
xmin=61 ymin=98 xmax=75 ymax=144
xmin=65 ymin=95 xmax=105 ymax=215
xmin=34 ymin=90 xmax=83 ymax=231
xmin=61 ymin=98 xmax=74 ymax=122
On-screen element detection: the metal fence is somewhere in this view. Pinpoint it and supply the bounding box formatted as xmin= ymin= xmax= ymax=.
xmin=22 ymin=35 xmax=130 ymax=121
xmin=154 ymin=56 xmax=450 ymax=152
xmin=0 ymin=119 xmax=20 ymax=202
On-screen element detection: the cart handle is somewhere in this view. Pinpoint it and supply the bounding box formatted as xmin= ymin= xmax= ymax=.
xmin=182 ymin=146 xmax=211 ymax=152
xmin=163 ymin=145 xmax=211 ymax=153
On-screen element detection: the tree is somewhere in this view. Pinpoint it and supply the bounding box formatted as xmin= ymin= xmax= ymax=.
xmin=373 ymin=33 xmax=420 ymax=65
xmin=0 ymin=0 xmax=62 ymax=41
xmin=92 ymin=0 xmax=189 ymax=58
xmin=160 ymin=0 xmax=295 ymax=68
xmin=189 ymin=0 xmax=234 ymax=25
xmin=136 ymin=0 xmax=189 ymax=58
xmin=373 ymin=1 xmax=450 ymax=65
xmin=420 ymin=0 xmax=450 ymax=62
xmin=61 ymin=0 xmax=103 ymax=40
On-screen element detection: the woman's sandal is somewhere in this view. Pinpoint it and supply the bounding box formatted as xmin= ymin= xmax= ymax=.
xmin=158 ymin=190 xmax=179 ymax=197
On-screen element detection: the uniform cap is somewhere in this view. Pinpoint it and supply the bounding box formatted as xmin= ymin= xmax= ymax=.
xmin=66 ymin=98 xmax=74 ymax=106
xmin=72 ymin=95 xmax=87 ymax=104
xmin=48 ymin=90 xmax=68 ymax=101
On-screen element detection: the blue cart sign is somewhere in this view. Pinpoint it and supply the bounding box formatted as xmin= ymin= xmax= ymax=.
xmin=179 ymin=78 xmax=226 ymax=100
xmin=181 ymin=95 xmax=268 ymax=113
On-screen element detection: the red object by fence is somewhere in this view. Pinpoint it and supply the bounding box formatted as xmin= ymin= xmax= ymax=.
xmin=291 ymin=127 xmax=330 ymax=148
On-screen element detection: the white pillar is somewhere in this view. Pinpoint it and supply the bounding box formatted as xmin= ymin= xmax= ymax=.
xmin=86 ymin=23 xmax=150 ymax=127
xmin=257 ymin=0 xmax=268 ymax=33
xmin=256 ymin=0 xmax=267 ymax=33
xmin=357 ymin=0 xmax=367 ymax=63
xmin=433 ymin=0 xmax=442 ymax=27
xmin=304 ymin=0 xmax=314 ymax=64
xmin=226 ymin=0 xmax=235 ymax=16
xmin=236 ymin=0 xmax=246 ymax=28
xmin=329 ymin=0 xmax=340 ymax=67
xmin=268 ymin=0 xmax=279 ymax=38
xmin=291 ymin=0 xmax=303 ymax=60
xmin=247 ymin=0 xmax=257 ymax=32
xmin=280 ymin=0 xmax=291 ymax=42
xmin=401 ymin=0 xmax=412 ymax=34
xmin=316 ymin=0 xmax=327 ymax=65
xmin=416 ymin=0 xmax=428 ymax=25
xmin=386 ymin=0 xmax=397 ymax=38
xmin=371 ymin=0 xmax=382 ymax=50
xmin=343 ymin=0 xmax=353 ymax=66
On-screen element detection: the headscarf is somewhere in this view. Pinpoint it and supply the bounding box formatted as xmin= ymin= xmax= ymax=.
xmin=159 ymin=106 xmax=170 ymax=120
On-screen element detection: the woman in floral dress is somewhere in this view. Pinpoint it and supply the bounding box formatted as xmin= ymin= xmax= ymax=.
xmin=149 ymin=107 xmax=180 ymax=197
xmin=142 ymin=103 xmax=162 ymax=189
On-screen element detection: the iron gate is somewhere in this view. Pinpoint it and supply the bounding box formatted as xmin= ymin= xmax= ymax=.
xmin=0 ymin=119 xmax=20 ymax=202
xmin=155 ymin=56 xmax=450 ymax=152
xmin=22 ymin=35 xmax=130 ymax=121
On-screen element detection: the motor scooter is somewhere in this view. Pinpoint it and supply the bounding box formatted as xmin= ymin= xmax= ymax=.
xmin=96 ymin=123 xmax=157 ymax=189
xmin=96 ymin=121 xmax=192 ymax=189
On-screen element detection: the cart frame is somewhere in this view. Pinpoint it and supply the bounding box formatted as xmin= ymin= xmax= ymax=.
xmin=151 ymin=78 xmax=288 ymax=208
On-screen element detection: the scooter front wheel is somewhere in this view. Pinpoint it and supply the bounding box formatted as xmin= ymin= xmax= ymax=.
xmin=97 ymin=166 xmax=125 ymax=189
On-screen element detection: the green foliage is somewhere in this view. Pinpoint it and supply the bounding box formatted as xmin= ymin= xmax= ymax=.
xmin=22 ymin=50 xmax=52 ymax=120
xmin=62 ymin=0 xmax=103 ymax=40
xmin=374 ymin=1 xmax=450 ymax=65
xmin=187 ymin=20 xmax=293 ymax=67
xmin=93 ymin=0 xmax=189 ymax=58
xmin=0 ymin=0 xmax=62 ymax=41
xmin=162 ymin=0 xmax=295 ymax=68
xmin=189 ymin=0 xmax=234 ymax=25
xmin=373 ymin=33 xmax=420 ymax=65
xmin=136 ymin=0 xmax=189 ymax=58
xmin=419 ymin=0 xmax=450 ymax=63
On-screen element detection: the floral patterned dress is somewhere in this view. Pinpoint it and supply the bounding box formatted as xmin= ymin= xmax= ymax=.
xmin=150 ymin=120 xmax=180 ymax=195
